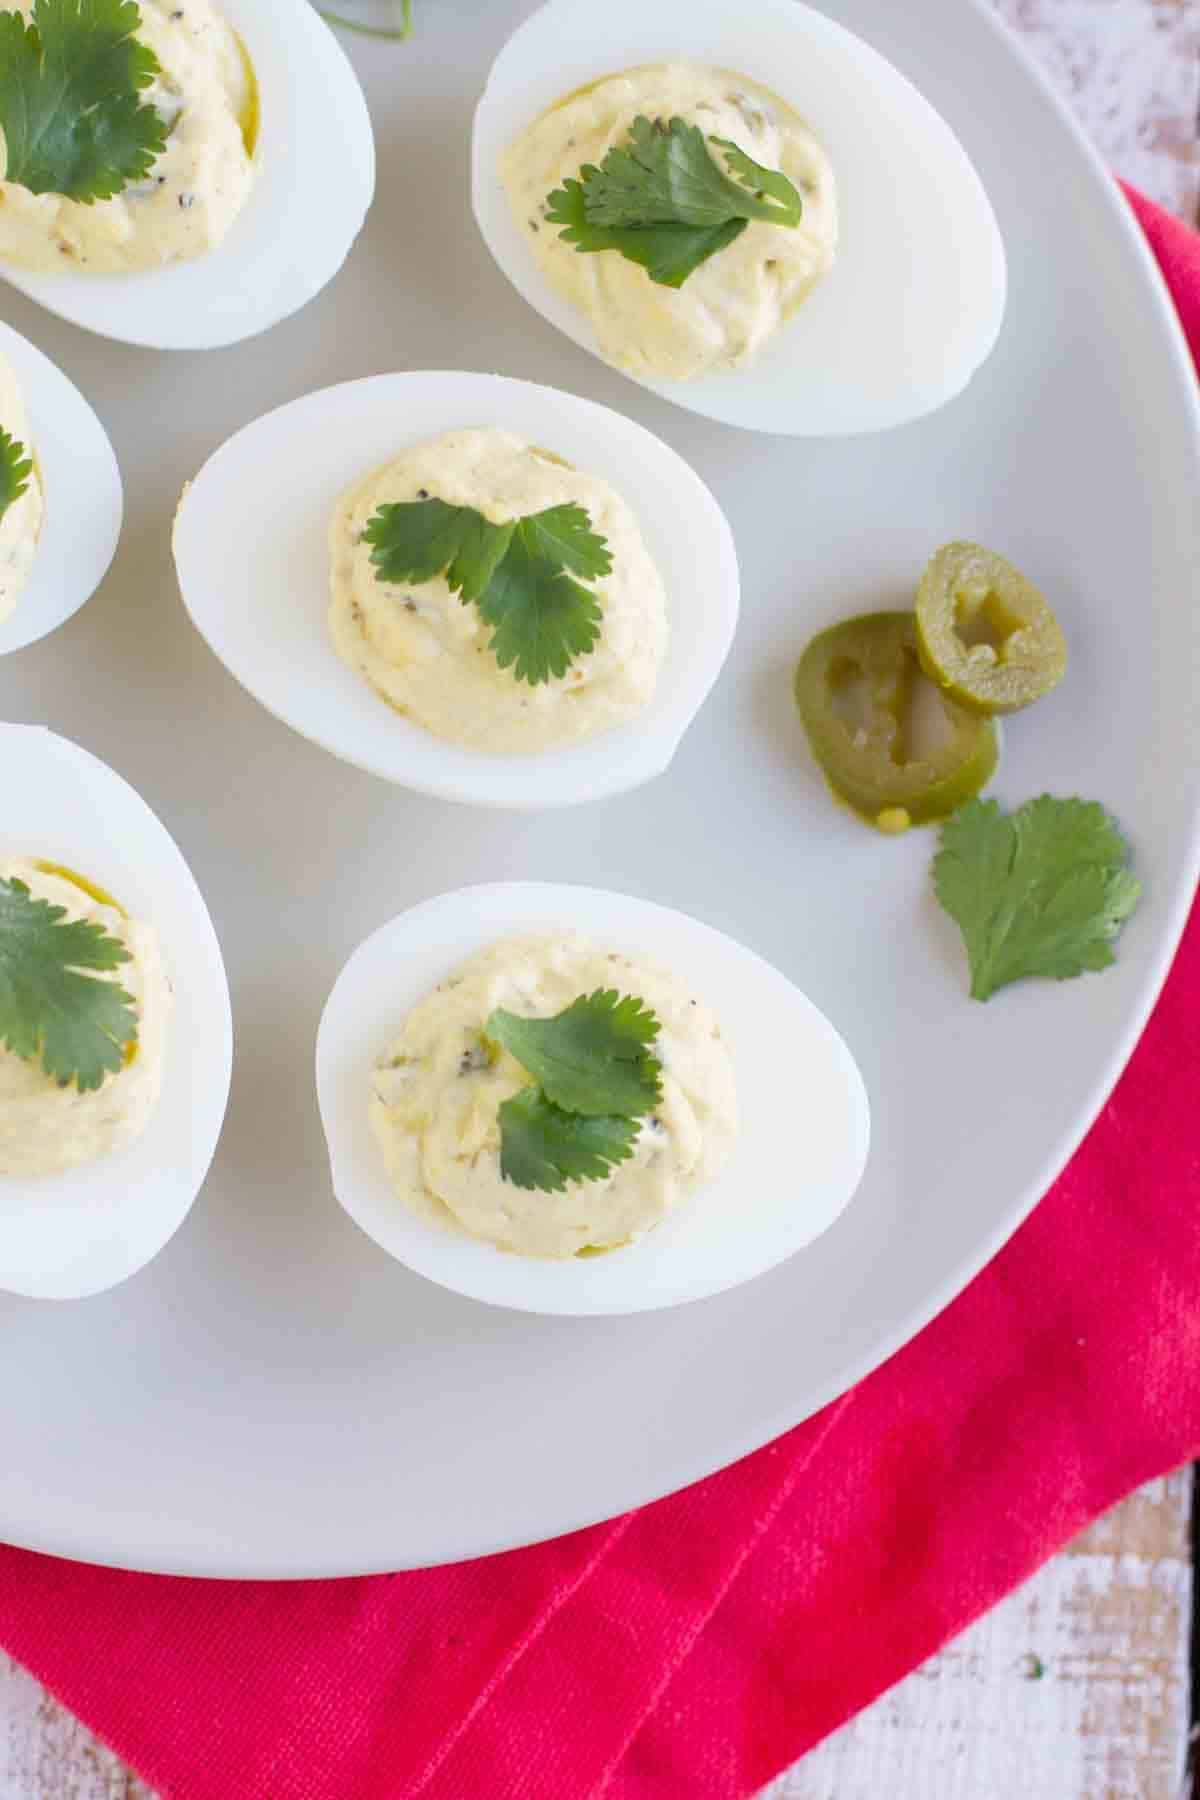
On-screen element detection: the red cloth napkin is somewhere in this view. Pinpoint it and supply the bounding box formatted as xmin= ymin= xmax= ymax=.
xmin=0 ymin=191 xmax=1197 ymax=1800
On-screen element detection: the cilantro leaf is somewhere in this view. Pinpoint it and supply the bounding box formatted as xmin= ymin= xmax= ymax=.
xmin=506 ymin=502 xmax=612 ymax=586
xmin=476 ymin=505 xmax=608 ymax=684
xmin=497 ymin=1086 xmax=639 ymax=1193
xmin=364 ymin=498 xmax=514 ymax=603
xmin=364 ymin=496 xmax=611 ymax=686
xmin=712 ymin=137 xmax=804 ymax=227
xmin=545 ymin=114 xmax=804 ymax=288
xmin=489 ymin=988 xmax=663 ymax=1194
xmin=0 ymin=0 xmax=168 ymax=203
xmin=0 ymin=427 xmax=32 ymax=524
xmin=487 ymin=989 xmax=662 ymax=1118
xmin=543 ymin=177 xmax=745 ymax=289
xmin=581 ymin=117 xmax=802 ymax=231
xmin=0 ymin=876 xmax=137 ymax=1090
xmin=933 ymin=797 xmax=1142 ymax=1001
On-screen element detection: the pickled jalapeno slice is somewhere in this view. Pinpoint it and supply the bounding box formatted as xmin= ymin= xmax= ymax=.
xmin=794 ymin=611 xmax=999 ymax=832
xmin=915 ymin=541 xmax=1066 ymax=715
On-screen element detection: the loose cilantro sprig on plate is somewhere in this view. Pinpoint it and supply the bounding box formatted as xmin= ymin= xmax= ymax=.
xmin=364 ymin=495 xmax=612 ymax=685
xmin=0 ymin=427 xmax=31 ymax=524
xmin=0 ymin=875 xmax=138 ymax=1090
xmin=933 ymin=797 xmax=1141 ymax=1001
xmin=0 ymin=0 xmax=167 ymax=203
xmin=545 ymin=115 xmax=804 ymax=289
xmin=484 ymin=989 xmax=663 ymax=1193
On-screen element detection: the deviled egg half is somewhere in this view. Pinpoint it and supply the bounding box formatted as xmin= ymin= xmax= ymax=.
xmin=0 ymin=726 xmax=232 ymax=1299
xmin=316 ymin=884 xmax=870 ymax=1316
xmin=0 ymin=0 xmax=375 ymax=348
xmin=173 ymin=370 xmax=738 ymax=809
xmin=472 ymin=0 xmax=1007 ymax=434
xmin=0 ymin=320 xmax=121 ymax=656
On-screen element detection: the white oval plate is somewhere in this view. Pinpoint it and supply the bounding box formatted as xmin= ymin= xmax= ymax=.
xmin=0 ymin=0 xmax=1193 ymax=1575
xmin=173 ymin=370 xmax=738 ymax=809
xmin=0 ymin=321 xmax=122 ymax=658
xmin=317 ymin=884 xmax=869 ymax=1315
xmin=0 ymin=727 xmax=233 ymax=1299
xmin=0 ymin=0 xmax=375 ymax=350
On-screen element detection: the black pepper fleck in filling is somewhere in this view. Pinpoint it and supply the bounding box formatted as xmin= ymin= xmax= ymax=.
xmin=417 ymin=489 xmax=429 ymax=500
xmin=179 ymin=193 xmax=195 ymax=210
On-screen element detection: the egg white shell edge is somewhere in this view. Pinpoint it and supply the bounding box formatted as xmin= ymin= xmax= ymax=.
xmin=471 ymin=0 xmax=1008 ymax=436
xmin=0 ymin=726 xmax=233 ymax=1299
xmin=0 ymin=321 xmax=122 ymax=658
xmin=316 ymin=882 xmax=871 ymax=1317
xmin=0 ymin=0 xmax=377 ymax=351
xmin=172 ymin=369 xmax=740 ymax=809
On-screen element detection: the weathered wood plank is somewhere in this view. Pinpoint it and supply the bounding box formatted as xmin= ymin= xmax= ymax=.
xmin=772 ymin=1471 xmax=1192 ymax=1800
xmin=0 ymin=1654 xmax=151 ymax=1800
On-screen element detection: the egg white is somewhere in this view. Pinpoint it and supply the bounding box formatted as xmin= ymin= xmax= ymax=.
xmin=0 ymin=0 xmax=376 ymax=350
xmin=316 ymin=883 xmax=870 ymax=1316
xmin=472 ymin=0 xmax=1007 ymax=436
xmin=0 ymin=321 xmax=122 ymax=657
xmin=0 ymin=726 xmax=232 ymax=1299
xmin=172 ymin=369 xmax=739 ymax=809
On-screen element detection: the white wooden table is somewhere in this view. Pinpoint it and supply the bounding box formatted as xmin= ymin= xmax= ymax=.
xmin=0 ymin=4 xmax=1195 ymax=1795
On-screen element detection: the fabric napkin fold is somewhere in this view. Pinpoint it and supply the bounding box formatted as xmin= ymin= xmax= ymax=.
xmin=0 ymin=189 xmax=1196 ymax=1800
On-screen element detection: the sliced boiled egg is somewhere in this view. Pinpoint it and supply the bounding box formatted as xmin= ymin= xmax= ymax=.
xmin=472 ymin=0 xmax=1007 ymax=435
xmin=316 ymin=883 xmax=870 ymax=1316
xmin=0 ymin=725 xmax=232 ymax=1299
xmin=0 ymin=320 xmax=121 ymax=657
xmin=0 ymin=0 xmax=375 ymax=350
xmin=172 ymin=368 xmax=738 ymax=809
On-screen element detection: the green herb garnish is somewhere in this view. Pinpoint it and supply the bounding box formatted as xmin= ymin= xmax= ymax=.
xmin=364 ymin=496 xmax=612 ymax=685
xmin=0 ymin=428 xmax=31 ymax=524
xmin=0 ymin=875 xmax=137 ymax=1090
xmin=0 ymin=0 xmax=167 ymax=202
xmin=496 ymin=1086 xmax=641 ymax=1194
xmin=489 ymin=991 xmax=662 ymax=1117
xmin=545 ymin=114 xmax=804 ymax=290
xmin=933 ymin=797 xmax=1141 ymax=1001
xmin=486 ymin=989 xmax=662 ymax=1193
